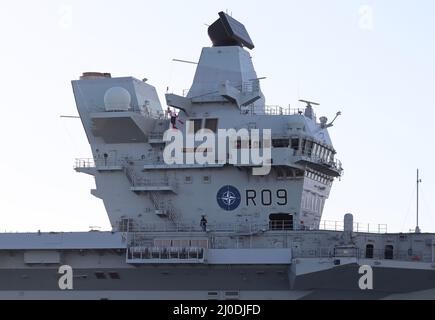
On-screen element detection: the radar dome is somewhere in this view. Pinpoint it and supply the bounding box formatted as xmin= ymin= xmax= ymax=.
xmin=104 ymin=87 xmax=132 ymax=111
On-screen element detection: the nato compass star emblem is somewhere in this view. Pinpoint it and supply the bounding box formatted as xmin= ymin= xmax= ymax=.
xmin=217 ymin=185 xmax=241 ymax=211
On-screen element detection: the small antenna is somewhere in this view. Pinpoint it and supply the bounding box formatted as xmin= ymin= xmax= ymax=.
xmin=249 ymin=77 xmax=267 ymax=81
xmin=416 ymin=169 xmax=422 ymax=233
xmin=172 ymin=59 xmax=198 ymax=65
xmin=299 ymin=99 xmax=320 ymax=107
xmin=60 ymin=115 xmax=80 ymax=119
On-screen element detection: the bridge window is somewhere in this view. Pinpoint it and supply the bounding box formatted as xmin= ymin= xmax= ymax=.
xmin=188 ymin=119 xmax=202 ymax=134
xmin=384 ymin=245 xmax=394 ymax=260
xmin=269 ymin=213 xmax=294 ymax=231
xmin=319 ymin=147 xmax=325 ymax=160
xmin=312 ymin=143 xmax=318 ymax=157
xmin=325 ymin=150 xmax=331 ymax=162
xmin=204 ymin=118 xmax=218 ymax=133
xmin=272 ymin=139 xmax=289 ymax=148
xmin=235 ymin=138 xmax=252 ymax=149
xmin=109 ymin=272 xmax=120 ymax=280
xmin=291 ymin=138 xmax=299 ymax=151
xmin=304 ymin=140 xmax=313 ymax=156
xmin=95 ymin=272 xmax=106 ymax=279
xmin=118 ymin=218 xmax=132 ymax=232
xmin=365 ymin=244 xmax=374 ymax=259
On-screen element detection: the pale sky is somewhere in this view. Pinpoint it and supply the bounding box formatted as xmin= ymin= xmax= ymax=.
xmin=0 ymin=1 xmax=434 ymax=233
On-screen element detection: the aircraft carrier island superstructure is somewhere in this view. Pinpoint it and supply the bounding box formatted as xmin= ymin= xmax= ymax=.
xmin=1 ymin=12 xmax=435 ymax=300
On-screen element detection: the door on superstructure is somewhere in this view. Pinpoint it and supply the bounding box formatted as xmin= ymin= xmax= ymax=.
xmin=365 ymin=244 xmax=374 ymax=259
xmin=107 ymin=150 xmax=117 ymax=166
xmin=269 ymin=213 xmax=294 ymax=231
xmin=384 ymin=245 xmax=394 ymax=260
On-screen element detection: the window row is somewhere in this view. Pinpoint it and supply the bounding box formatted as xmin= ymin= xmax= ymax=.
xmin=302 ymin=193 xmax=325 ymax=214
xmin=300 ymin=139 xmax=334 ymax=163
xmin=184 ymin=176 xmax=211 ymax=184
xmin=365 ymin=244 xmax=394 ymax=260
xmin=188 ymin=118 xmax=219 ymax=133
xmin=305 ymin=170 xmax=333 ymax=186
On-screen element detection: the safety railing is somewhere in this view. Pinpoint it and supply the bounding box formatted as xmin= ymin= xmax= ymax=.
xmin=294 ymin=154 xmax=343 ymax=173
xmin=241 ymin=105 xmax=316 ymax=119
xmin=292 ymin=247 xmax=333 ymax=258
xmin=241 ymin=79 xmax=260 ymax=93
xmin=94 ymin=105 xmax=167 ymax=120
xmin=133 ymin=177 xmax=171 ymax=187
xmin=120 ymin=218 xmax=388 ymax=235
xmin=127 ymin=246 xmax=205 ymax=261
xmin=148 ymin=132 xmax=165 ymax=140
xmin=122 ymin=221 xmax=341 ymax=234
xmin=292 ymin=247 xmax=432 ymax=263
xmin=359 ymin=248 xmax=432 ymax=263
xmin=74 ymin=158 xmax=123 ymax=169
xmin=74 ymin=158 xmax=95 ymax=169
xmin=319 ymin=220 xmax=388 ymax=234
xmin=124 ymin=222 xmax=271 ymax=234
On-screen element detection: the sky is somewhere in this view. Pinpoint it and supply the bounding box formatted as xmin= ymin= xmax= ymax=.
xmin=0 ymin=0 xmax=434 ymax=233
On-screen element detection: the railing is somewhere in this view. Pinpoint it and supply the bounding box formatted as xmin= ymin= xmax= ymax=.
xmin=319 ymin=220 xmax=388 ymax=234
xmin=292 ymin=247 xmax=432 ymax=263
xmin=74 ymin=158 xmax=95 ymax=169
xmin=119 ymin=220 xmax=389 ymax=234
xmin=124 ymin=222 xmax=271 ymax=233
xmin=358 ymin=248 xmax=431 ymax=262
xmin=133 ymin=177 xmax=171 ymax=187
xmin=294 ymin=154 xmax=343 ymax=173
xmin=269 ymin=221 xmax=294 ymax=231
xmin=74 ymin=158 xmax=122 ymax=169
xmin=127 ymin=246 xmax=205 ymax=261
xmin=241 ymin=105 xmax=316 ymax=119
xmin=241 ymin=80 xmax=260 ymax=93
xmin=292 ymin=247 xmax=333 ymax=258
xmin=148 ymin=132 xmax=165 ymax=141
xmin=94 ymin=105 xmax=167 ymax=120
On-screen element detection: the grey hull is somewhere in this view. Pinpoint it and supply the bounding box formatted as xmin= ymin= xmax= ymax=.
xmin=1 ymin=264 xmax=435 ymax=300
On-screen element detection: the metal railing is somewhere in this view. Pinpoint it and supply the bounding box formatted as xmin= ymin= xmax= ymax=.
xmin=74 ymin=158 xmax=95 ymax=169
xmin=148 ymin=132 xmax=165 ymax=141
xmin=94 ymin=105 xmax=167 ymax=120
xmin=127 ymin=246 xmax=205 ymax=261
xmin=357 ymin=248 xmax=431 ymax=263
xmin=242 ymin=80 xmax=260 ymax=93
xmin=120 ymin=220 xmax=349 ymax=234
xmin=319 ymin=220 xmax=388 ymax=234
xmin=292 ymin=247 xmax=333 ymax=258
xmin=119 ymin=220 xmax=389 ymax=234
xmin=294 ymin=154 xmax=343 ymax=173
xmin=292 ymin=247 xmax=432 ymax=263
xmin=123 ymin=222 xmax=271 ymax=233
xmin=269 ymin=221 xmax=294 ymax=231
xmin=132 ymin=177 xmax=171 ymax=187
xmin=74 ymin=158 xmax=122 ymax=169
xmin=241 ymin=105 xmax=316 ymax=119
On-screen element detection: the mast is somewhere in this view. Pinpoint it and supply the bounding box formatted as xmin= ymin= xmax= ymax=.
xmin=416 ymin=169 xmax=422 ymax=233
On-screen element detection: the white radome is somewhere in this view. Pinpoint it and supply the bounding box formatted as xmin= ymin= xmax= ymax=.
xmin=104 ymin=87 xmax=131 ymax=111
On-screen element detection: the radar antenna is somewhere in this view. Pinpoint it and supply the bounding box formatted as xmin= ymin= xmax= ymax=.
xmin=298 ymin=99 xmax=320 ymax=107
xmin=299 ymin=99 xmax=319 ymax=120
